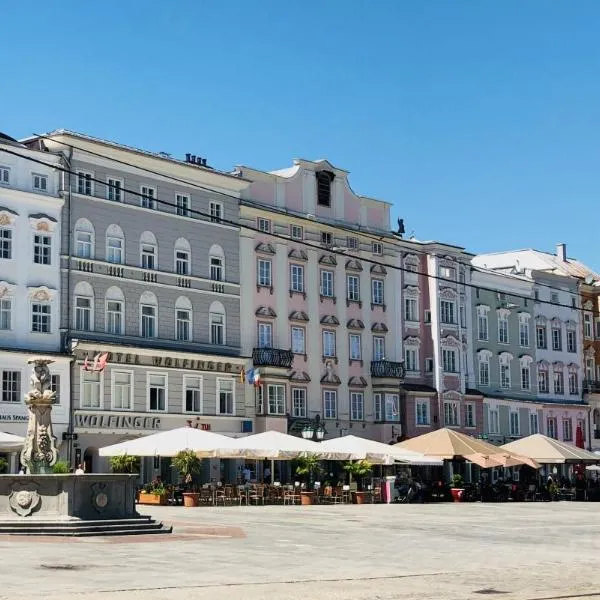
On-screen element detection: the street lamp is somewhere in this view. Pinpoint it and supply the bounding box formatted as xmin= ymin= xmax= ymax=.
xmin=301 ymin=414 xmax=326 ymax=441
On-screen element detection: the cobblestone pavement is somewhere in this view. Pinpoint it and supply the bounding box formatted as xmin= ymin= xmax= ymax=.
xmin=1 ymin=502 xmax=599 ymax=600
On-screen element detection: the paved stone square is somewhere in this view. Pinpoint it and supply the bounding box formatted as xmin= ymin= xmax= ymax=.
xmin=1 ymin=502 xmax=599 ymax=600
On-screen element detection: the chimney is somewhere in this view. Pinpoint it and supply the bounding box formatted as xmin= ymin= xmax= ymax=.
xmin=556 ymin=243 xmax=567 ymax=262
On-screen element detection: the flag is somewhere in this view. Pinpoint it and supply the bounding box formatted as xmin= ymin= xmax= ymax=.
xmin=253 ymin=368 xmax=261 ymax=387
xmin=239 ymin=367 xmax=246 ymax=384
xmin=95 ymin=352 xmax=109 ymax=372
xmin=83 ymin=356 xmax=90 ymax=371
xmin=246 ymin=368 xmax=255 ymax=385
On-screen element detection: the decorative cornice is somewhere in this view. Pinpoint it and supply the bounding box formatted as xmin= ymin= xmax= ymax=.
xmin=497 ymin=308 xmax=511 ymax=318
xmin=567 ymin=362 xmax=580 ymax=371
xmin=27 ymin=285 xmax=56 ymax=301
xmin=319 ymin=254 xmax=337 ymax=266
xmin=255 ymin=242 xmax=276 ymax=255
xmin=535 ymin=315 xmax=547 ymax=324
xmin=403 ymin=336 xmax=420 ymax=346
xmin=290 ymin=371 xmax=311 ymax=382
xmin=403 ymin=285 xmax=420 ymax=298
xmin=552 ymin=361 xmax=564 ymax=370
xmin=288 ymin=248 xmax=308 ymax=261
xmin=348 ymin=376 xmax=368 ymax=388
xmin=255 ymin=306 xmax=277 ymax=318
xmin=371 ymin=322 xmax=389 ymax=333
xmin=345 ymin=259 xmax=363 ymax=272
xmin=477 ymin=349 xmax=493 ymax=360
xmin=551 ymin=317 xmax=562 ymax=326
xmin=537 ymin=359 xmax=550 ymax=369
xmin=584 ymin=300 xmax=594 ymax=310
xmin=320 ymin=315 xmax=340 ymax=326
xmin=289 ymin=310 xmax=309 ymax=322
xmin=439 ymin=287 xmax=457 ymax=300
xmin=442 ymin=390 xmax=461 ymax=400
xmin=0 ymin=281 xmax=16 ymax=298
xmin=29 ymin=214 xmax=57 ymax=233
xmin=0 ymin=206 xmax=18 ymax=226
xmin=441 ymin=334 xmax=460 ymax=348
xmin=370 ymin=264 xmax=387 ymax=275
xmin=346 ymin=318 xmax=365 ymax=330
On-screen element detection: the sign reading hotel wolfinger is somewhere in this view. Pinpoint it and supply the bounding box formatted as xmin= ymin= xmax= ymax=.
xmin=75 ymin=413 xmax=161 ymax=431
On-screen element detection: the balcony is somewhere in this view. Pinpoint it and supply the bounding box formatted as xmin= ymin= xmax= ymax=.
xmin=371 ymin=360 xmax=406 ymax=379
xmin=252 ymin=347 xmax=294 ymax=369
xmin=584 ymin=380 xmax=600 ymax=394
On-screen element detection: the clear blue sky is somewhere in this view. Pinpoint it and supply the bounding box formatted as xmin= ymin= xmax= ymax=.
xmin=3 ymin=1 xmax=599 ymax=267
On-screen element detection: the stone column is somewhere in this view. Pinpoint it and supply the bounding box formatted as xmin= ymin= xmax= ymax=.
xmin=20 ymin=359 xmax=58 ymax=474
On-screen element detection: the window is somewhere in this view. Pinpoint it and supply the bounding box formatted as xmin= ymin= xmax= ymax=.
xmin=323 ymin=390 xmax=337 ymax=418
xmin=316 ymin=171 xmax=333 ymax=207
xmin=141 ymin=244 xmax=156 ymax=269
xmin=321 ymin=231 xmax=333 ymax=247
xmin=175 ymin=250 xmax=189 ymax=275
xmin=374 ymin=393 xmax=383 ymax=421
xmin=76 ymin=230 xmax=93 ymax=258
xmin=404 ymin=298 xmax=418 ymax=322
xmin=81 ymin=371 xmax=101 ymax=408
xmin=442 ymin=348 xmax=457 ymax=373
xmin=217 ymin=379 xmax=234 ymax=415
xmin=185 ymin=377 xmax=202 ymax=413
xmin=536 ymin=325 xmax=547 ymax=349
xmin=538 ymin=370 xmax=549 ymax=393
xmin=257 ymin=259 xmax=272 ymax=287
xmin=547 ymin=417 xmax=558 ymax=439
xmin=141 ymin=185 xmax=156 ymax=209
xmin=0 ymin=227 xmax=12 ymax=259
xmin=107 ymin=235 xmax=123 ymax=264
xmin=0 ymin=167 xmax=9 ymax=185
xmin=33 ymin=234 xmax=51 ymax=265
xmin=148 ymin=374 xmax=166 ymax=411
xmin=385 ymin=394 xmax=400 ymax=421
xmin=416 ymin=399 xmax=430 ymax=425
xmin=567 ymin=329 xmax=577 ymax=353
xmin=551 ymin=292 xmax=559 ymax=304
xmin=552 ymin=326 xmax=562 ymax=351
xmin=584 ymin=313 xmax=593 ymax=339
xmin=372 ymin=242 xmax=383 ymax=256
xmin=347 ymin=275 xmax=360 ymax=302
xmin=141 ymin=304 xmax=156 ymax=337
xmin=210 ymin=256 xmax=223 ymax=281
xmin=373 ymin=336 xmax=385 ymax=361
xmin=77 ymin=171 xmax=93 ymax=196
xmin=500 ymin=359 xmax=511 ymax=389
xmin=291 ymin=327 xmax=305 ymax=354
xmin=460 ymin=305 xmax=466 ymax=328
xmin=519 ymin=317 xmax=530 ymax=347
xmin=268 ymin=384 xmax=285 ymax=415
xmin=530 ymin=412 xmax=539 ymax=434
xmin=489 ymin=409 xmax=499 ymax=434
xmin=439 ymin=266 xmax=455 ymax=279
xmin=209 ymin=201 xmax=223 ymax=223
xmin=349 ymin=334 xmax=362 ymax=360
xmin=424 ymin=309 xmax=431 ymax=324
xmin=51 ymin=374 xmax=60 ymax=403
xmin=1 ymin=371 xmax=20 ymax=403
xmin=290 ymin=264 xmax=304 ymax=293
xmin=292 ymin=388 xmax=307 ymax=418
xmin=521 ymin=364 xmax=531 ymax=390
xmin=346 ymin=236 xmax=358 ymax=250
xmin=0 ymin=296 xmax=10 ymax=332
xmin=257 ymin=217 xmax=271 ymax=233
xmin=257 ymin=322 xmax=272 ymax=348
xmin=75 ymin=296 xmax=92 ymax=331
xmin=569 ymin=371 xmax=578 ymax=395
xmin=210 ymin=312 xmax=225 ymax=345
xmin=106 ymin=300 xmax=123 ymax=334
xmin=563 ymin=418 xmax=573 ymax=441
xmin=444 ymin=401 xmax=459 ymax=426
xmin=498 ymin=314 xmax=509 ymax=344
xmin=107 ymin=178 xmax=123 ymax=202
xmin=477 ymin=310 xmax=489 ymax=341
xmin=323 ymin=330 xmax=336 ymax=357
xmin=425 ymin=358 xmax=434 ymax=372
xmin=320 ymin=270 xmax=334 ymax=297
xmin=509 ymin=411 xmax=520 ymax=437
xmin=33 ymin=173 xmax=48 ymax=192
xmin=176 ymin=194 xmax=190 ymax=217
xmin=113 ymin=371 xmax=132 ymax=410
xmin=290 ymin=224 xmax=303 ymax=240
xmin=371 ymin=279 xmax=384 ymax=305
xmin=350 ymin=392 xmax=364 ymax=421
xmin=479 ymin=357 xmax=490 ymax=386
xmin=405 ymin=347 xmax=418 ymax=372
xmin=577 ymin=418 xmax=586 ymax=441
xmin=31 ymin=302 xmax=51 ymax=333
xmin=440 ymin=300 xmax=455 ymax=324
xmin=465 ymin=404 xmax=475 ymax=428
xmin=554 ymin=371 xmax=564 ymax=394
xmin=176 ymin=309 xmax=191 ymax=341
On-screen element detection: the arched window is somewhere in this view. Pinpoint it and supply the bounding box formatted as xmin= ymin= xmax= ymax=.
xmin=477 ymin=349 xmax=492 ymax=386
xmin=73 ymin=281 xmax=94 ymax=332
xmin=106 ymin=224 xmax=124 ymax=264
xmin=140 ymin=231 xmax=157 ymax=270
xmin=74 ymin=218 xmax=95 ymax=259
xmin=209 ymin=300 xmax=225 ymax=345
xmin=174 ymin=237 xmax=191 ymax=276
xmin=140 ymin=291 xmax=158 ymax=338
xmin=209 ymin=244 xmax=224 ymax=282
xmin=105 ymin=286 xmax=125 ymax=335
xmin=175 ymin=296 xmax=192 ymax=342
xmin=520 ymin=355 xmax=533 ymax=391
xmin=499 ymin=352 xmax=513 ymax=389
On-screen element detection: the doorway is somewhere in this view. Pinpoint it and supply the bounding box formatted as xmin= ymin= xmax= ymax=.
xmin=83 ymin=447 xmax=97 ymax=473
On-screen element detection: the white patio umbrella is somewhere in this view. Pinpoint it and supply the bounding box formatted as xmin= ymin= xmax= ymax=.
xmin=98 ymin=427 xmax=240 ymax=458
xmin=320 ymin=435 xmax=443 ymax=466
xmin=0 ymin=431 xmax=25 ymax=452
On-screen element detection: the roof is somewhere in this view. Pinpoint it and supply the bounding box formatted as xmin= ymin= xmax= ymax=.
xmin=402 ymin=383 xmax=437 ymax=393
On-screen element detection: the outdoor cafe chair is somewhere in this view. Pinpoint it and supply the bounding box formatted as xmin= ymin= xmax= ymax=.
xmin=283 ymin=485 xmax=301 ymax=505
xmin=248 ymin=484 xmax=265 ymax=505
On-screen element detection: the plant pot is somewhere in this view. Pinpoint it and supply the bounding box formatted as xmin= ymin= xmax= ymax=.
xmin=183 ymin=492 xmax=200 ymax=507
xmin=450 ymin=488 xmax=464 ymax=503
xmin=353 ymin=491 xmax=368 ymax=505
xmin=138 ymin=492 xmax=168 ymax=505
xmin=300 ymin=491 xmax=315 ymax=506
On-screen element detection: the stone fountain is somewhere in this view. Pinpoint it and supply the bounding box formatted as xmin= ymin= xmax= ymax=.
xmin=0 ymin=359 xmax=171 ymax=536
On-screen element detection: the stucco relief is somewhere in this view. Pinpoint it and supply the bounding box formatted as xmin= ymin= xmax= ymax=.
xmin=0 ymin=281 xmax=16 ymax=298
xmin=404 ymin=336 xmax=420 ymax=347
xmin=346 ymin=318 xmax=364 ymax=330
xmin=441 ymin=335 xmax=460 ymax=348
xmin=288 ymin=248 xmax=308 ymax=261
xmin=439 ymin=287 xmax=457 ymax=300
xmin=535 ymin=315 xmax=547 ymax=325
xmin=348 ymin=376 xmax=368 ymax=388
xmin=255 ymin=242 xmax=276 ymax=255
xmin=290 ymin=371 xmax=311 ymax=382
xmin=403 ymin=285 xmax=420 ymax=297
xmin=345 ymin=259 xmax=362 ymax=272
xmin=255 ymin=306 xmax=277 ymax=318
xmin=584 ymin=300 xmax=594 ymax=310
xmin=27 ymin=286 xmax=55 ymax=301
xmin=289 ymin=310 xmax=309 ymax=322
xmin=370 ymin=264 xmax=387 ymax=275
xmin=319 ymin=254 xmax=337 ymax=266
xmin=320 ymin=315 xmax=340 ymax=326
xmin=371 ymin=322 xmax=388 ymax=333
xmin=29 ymin=214 xmax=57 ymax=232
xmin=442 ymin=390 xmax=461 ymax=401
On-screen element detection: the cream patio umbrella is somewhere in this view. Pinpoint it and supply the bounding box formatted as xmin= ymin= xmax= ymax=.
xmin=0 ymin=431 xmax=25 ymax=452
xmin=320 ymin=435 xmax=442 ymax=466
xmin=501 ymin=434 xmax=600 ymax=464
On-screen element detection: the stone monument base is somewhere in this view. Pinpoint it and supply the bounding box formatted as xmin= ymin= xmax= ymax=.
xmin=0 ymin=474 xmax=172 ymax=536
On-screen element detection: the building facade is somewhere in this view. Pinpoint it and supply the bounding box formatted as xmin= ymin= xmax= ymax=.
xmin=0 ymin=133 xmax=71 ymax=470
xmin=28 ymin=131 xmax=250 ymax=477
xmin=581 ymin=284 xmax=600 ymax=449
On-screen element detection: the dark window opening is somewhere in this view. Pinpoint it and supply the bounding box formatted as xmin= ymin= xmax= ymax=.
xmin=316 ymin=171 xmax=335 ymax=207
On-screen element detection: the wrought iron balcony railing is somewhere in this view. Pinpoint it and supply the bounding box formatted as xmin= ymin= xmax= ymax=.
xmin=252 ymin=347 xmax=294 ymax=369
xmin=370 ymin=360 xmax=406 ymax=379
xmin=583 ymin=380 xmax=600 ymax=394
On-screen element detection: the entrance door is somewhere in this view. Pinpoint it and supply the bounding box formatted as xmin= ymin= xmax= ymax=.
xmin=83 ymin=447 xmax=96 ymax=473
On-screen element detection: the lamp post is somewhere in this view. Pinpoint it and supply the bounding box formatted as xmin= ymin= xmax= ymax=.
xmin=300 ymin=414 xmax=326 ymax=442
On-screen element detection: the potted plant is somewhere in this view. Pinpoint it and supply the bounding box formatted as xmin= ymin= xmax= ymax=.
xmin=52 ymin=460 xmax=70 ymax=474
xmin=450 ymin=473 xmax=465 ymax=502
xmin=139 ymin=479 xmax=168 ymax=505
xmin=343 ymin=460 xmax=373 ymax=504
xmin=109 ymin=454 xmax=140 ymax=474
xmin=0 ymin=457 xmax=8 ymax=474
xmin=295 ymin=456 xmax=323 ymax=505
xmin=172 ymin=449 xmax=202 ymax=507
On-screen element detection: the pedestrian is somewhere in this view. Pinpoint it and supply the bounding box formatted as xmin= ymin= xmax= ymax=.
xmin=75 ymin=463 xmax=85 ymax=475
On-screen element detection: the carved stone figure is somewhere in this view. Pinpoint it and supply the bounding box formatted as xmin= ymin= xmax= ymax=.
xmin=8 ymin=484 xmax=41 ymax=517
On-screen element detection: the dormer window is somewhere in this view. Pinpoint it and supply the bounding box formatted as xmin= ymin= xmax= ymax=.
xmin=321 ymin=231 xmax=333 ymax=247
xmin=316 ymin=171 xmax=334 ymax=207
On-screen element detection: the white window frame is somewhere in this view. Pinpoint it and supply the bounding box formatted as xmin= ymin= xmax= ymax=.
xmin=521 ymin=364 xmax=531 ymax=390
xmin=347 ymin=275 xmax=360 ymax=302
xmin=442 ymin=348 xmax=457 ymax=373
xmin=519 ymin=317 xmax=530 ymax=347
xmin=584 ymin=313 xmax=593 ymax=339
xmin=111 ymin=370 xmax=133 ymax=411
xmin=107 ymin=177 xmax=123 ymax=202
xmin=321 ymin=231 xmax=333 ymax=247
xmin=257 ymin=322 xmax=273 ymax=348
xmin=50 ymin=374 xmax=60 ymax=404
xmin=291 ymin=326 xmax=305 ymax=354
xmin=384 ymin=394 xmax=400 ymax=422
xmin=552 ymin=326 xmax=562 ymax=351
xmin=500 ymin=362 xmax=511 ymax=389
xmin=350 ymin=392 xmax=364 ymax=421
xmin=1 ymin=370 xmax=21 ymax=403
xmin=374 ymin=393 xmax=383 ymax=421
xmin=538 ymin=370 xmax=549 ymax=394
xmin=184 ymin=375 xmax=203 ymax=414
xmin=323 ymin=389 xmax=337 ymax=419
xmin=141 ymin=242 xmax=156 ymax=270
xmin=210 ymin=255 xmax=223 ymax=281
xmin=292 ymin=387 xmax=307 ymax=418
xmin=488 ymin=408 xmax=500 ymax=434
xmin=444 ymin=401 xmax=460 ymax=427
xmin=290 ymin=263 xmax=304 ymax=293
xmin=567 ymin=329 xmax=577 ymax=353
xmin=440 ymin=300 xmax=455 ymax=324
xmin=257 ymin=217 xmax=271 ymax=233
xmin=32 ymin=173 xmax=48 ymax=192
xmin=322 ymin=330 xmax=336 ymax=358
xmin=74 ymin=295 xmax=93 ymax=332
xmin=77 ymin=170 xmax=94 ymax=196
xmin=175 ymin=249 xmax=190 ymax=276
xmin=536 ymin=325 xmax=547 ymax=349
xmin=346 ymin=236 xmax=358 ymax=250
xmin=140 ymin=303 xmax=157 ymax=338
xmin=371 ymin=279 xmax=384 ymax=306
xmin=209 ymin=201 xmax=223 ymax=223
xmin=349 ymin=333 xmax=362 ymax=361
xmin=498 ymin=314 xmax=509 ymax=344
xmin=31 ymin=301 xmax=51 ymax=334
xmin=176 ymin=193 xmax=190 ymax=217
xmin=33 ymin=233 xmax=52 ymax=265
xmin=320 ymin=269 xmax=334 ymax=297
xmin=290 ymin=224 xmax=303 ymax=240
xmin=147 ymin=372 xmax=168 ymax=412
xmin=404 ymin=297 xmax=418 ymax=322
xmin=176 ymin=307 xmax=192 ymax=342
xmin=372 ymin=242 xmax=383 ymax=256
xmin=569 ymin=371 xmax=578 ymax=395
xmin=75 ymin=229 xmax=94 ymax=259
xmin=415 ymin=398 xmax=430 ymax=426
xmin=0 ymin=298 xmax=12 ymax=330
xmin=554 ymin=370 xmax=564 ymax=395
xmin=373 ymin=336 xmax=385 ymax=361
xmin=257 ymin=258 xmax=272 ymax=287
xmin=479 ymin=357 xmax=490 ymax=386
xmin=0 ymin=166 xmax=9 ymax=186
xmin=0 ymin=225 xmax=13 ymax=260
xmin=547 ymin=417 xmax=557 ymax=439
xmin=563 ymin=418 xmax=573 ymax=441
xmin=140 ymin=185 xmax=156 ymax=210
xmin=216 ymin=378 xmax=235 ymax=415
xmin=105 ymin=298 xmax=123 ymax=335
xmin=81 ymin=369 xmax=102 ymax=409
xmin=209 ymin=311 xmax=226 ymax=345
xmin=529 ymin=411 xmax=539 ymax=435
xmin=267 ymin=384 xmax=286 ymax=415
xmin=509 ymin=411 xmax=520 ymax=437
xmin=405 ymin=347 xmax=418 ymax=372
xmin=106 ymin=235 xmax=124 ymax=264
xmin=465 ymin=403 xmax=476 ymax=428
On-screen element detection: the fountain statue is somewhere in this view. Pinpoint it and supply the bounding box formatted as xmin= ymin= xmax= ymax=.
xmin=20 ymin=359 xmax=58 ymax=474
